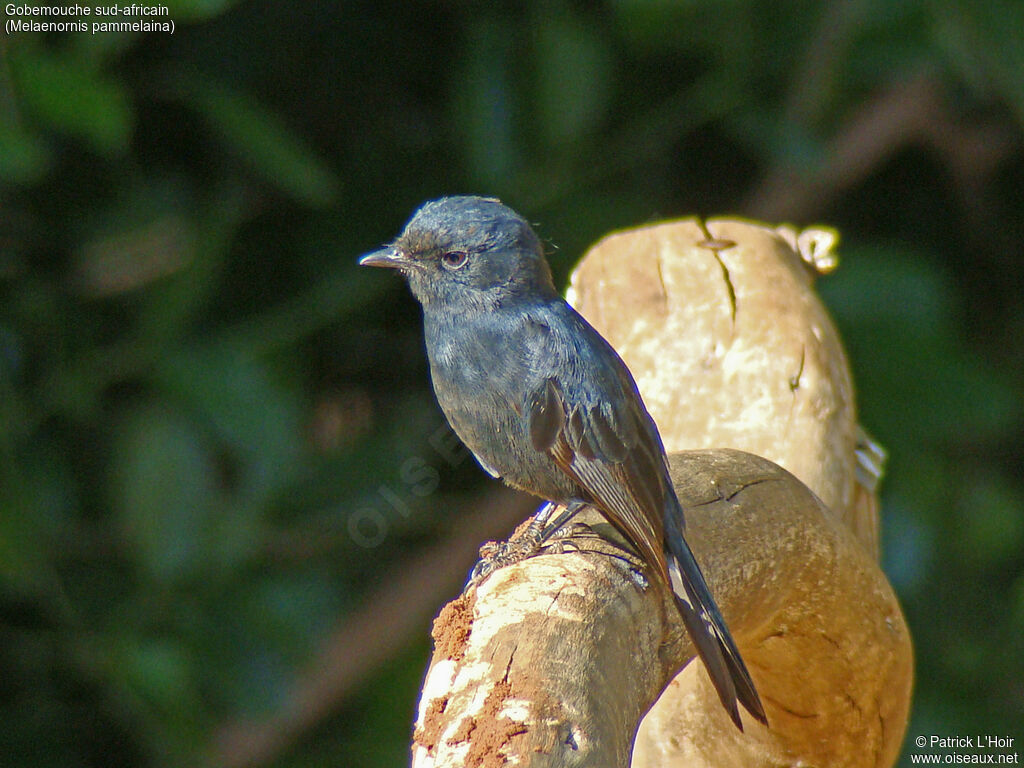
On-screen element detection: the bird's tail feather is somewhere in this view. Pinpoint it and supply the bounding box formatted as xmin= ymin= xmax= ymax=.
xmin=665 ymin=527 xmax=767 ymax=730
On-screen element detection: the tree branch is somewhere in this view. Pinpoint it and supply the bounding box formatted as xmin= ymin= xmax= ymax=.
xmin=410 ymin=218 xmax=913 ymax=767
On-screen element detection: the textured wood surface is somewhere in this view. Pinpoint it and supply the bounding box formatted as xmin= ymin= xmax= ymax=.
xmin=410 ymin=218 xmax=912 ymax=767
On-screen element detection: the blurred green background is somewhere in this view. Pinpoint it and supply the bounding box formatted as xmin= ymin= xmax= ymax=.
xmin=2 ymin=1 xmax=1023 ymax=766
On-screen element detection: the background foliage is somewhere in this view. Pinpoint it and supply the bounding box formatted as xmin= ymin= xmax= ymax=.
xmin=2 ymin=1 xmax=1023 ymax=765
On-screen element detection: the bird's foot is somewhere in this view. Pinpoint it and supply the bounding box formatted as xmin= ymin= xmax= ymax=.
xmin=467 ymin=504 xmax=585 ymax=589
xmin=468 ymin=517 xmax=546 ymax=587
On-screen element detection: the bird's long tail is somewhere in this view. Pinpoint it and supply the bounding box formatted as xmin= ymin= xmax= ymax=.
xmin=664 ymin=516 xmax=767 ymax=730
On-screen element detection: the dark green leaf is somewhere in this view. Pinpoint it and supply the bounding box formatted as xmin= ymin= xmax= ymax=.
xmin=112 ymin=403 xmax=221 ymax=583
xmin=181 ymin=81 xmax=339 ymax=206
xmin=9 ymin=46 xmax=131 ymax=155
xmin=533 ymin=14 xmax=612 ymax=147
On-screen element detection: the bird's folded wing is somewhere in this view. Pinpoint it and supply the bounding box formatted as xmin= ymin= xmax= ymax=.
xmin=523 ymin=371 xmax=669 ymax=578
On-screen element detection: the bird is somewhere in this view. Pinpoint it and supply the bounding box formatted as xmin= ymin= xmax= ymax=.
xmin=359 ymin=195 xmax=767 ymax=730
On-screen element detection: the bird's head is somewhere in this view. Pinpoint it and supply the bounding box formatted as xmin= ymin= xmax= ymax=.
xmin=359 ymin=196 xmax=557 ymax=310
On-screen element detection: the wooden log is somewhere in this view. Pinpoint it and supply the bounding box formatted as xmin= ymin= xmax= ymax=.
xmin=410 ymin=218 xmax=913 ymax=768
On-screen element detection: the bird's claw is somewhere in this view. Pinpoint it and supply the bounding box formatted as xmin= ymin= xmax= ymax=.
xmin=466 ymin=523 xmax=544 ymax=589
xmin=465 ymin=519 xmax=592 ymax=590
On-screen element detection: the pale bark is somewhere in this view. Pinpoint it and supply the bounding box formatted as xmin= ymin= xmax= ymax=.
xmin=410 ymin=219 xmax=913 ymax=768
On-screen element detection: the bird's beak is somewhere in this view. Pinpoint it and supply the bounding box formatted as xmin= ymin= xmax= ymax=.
xmin=359 ymin=247 xmax=410 ymax=270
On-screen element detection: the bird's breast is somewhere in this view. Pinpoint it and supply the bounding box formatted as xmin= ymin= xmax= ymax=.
xmin=422 ymin=309 xmax=574 ymax=501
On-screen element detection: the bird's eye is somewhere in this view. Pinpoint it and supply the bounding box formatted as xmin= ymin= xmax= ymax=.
xmin=440 ymin=251 xmax=469 ymax=270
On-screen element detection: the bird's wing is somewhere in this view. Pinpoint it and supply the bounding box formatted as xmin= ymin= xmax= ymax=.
xmin=519 ymin=312 xmax=670 ymax=576
xmin=519 ymin=308 xmax=767 ymax=730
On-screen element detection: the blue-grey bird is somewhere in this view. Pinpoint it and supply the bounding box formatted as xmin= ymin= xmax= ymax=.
xmin=360 ymin=196 xmax=766 ymax=729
